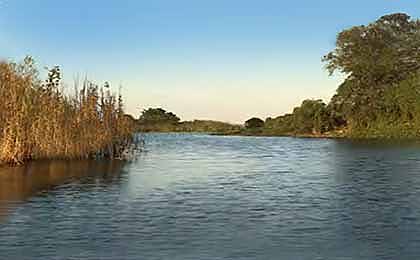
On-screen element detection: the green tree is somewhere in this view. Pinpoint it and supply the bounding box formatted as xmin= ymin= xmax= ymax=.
xmin=138 ymin=108 xmax=180 ymax=132
xmin=323 ymin=13 xmax=420 ymax=129
xmin=245 ymin=117 xmax=264 ymax=129
xmin=323 ymin=13 xmax=420 ymax=85
xmin=292 ymin=99 xmax=329 ymax=134
xmin=139 ymin=108 xmax=180 ymax=125
xmin=264 ymin=114 xmax=295 ymax=134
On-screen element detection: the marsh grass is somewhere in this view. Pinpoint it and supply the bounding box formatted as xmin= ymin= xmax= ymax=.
xmin=0 ymin=57 xmax=136 ymax=165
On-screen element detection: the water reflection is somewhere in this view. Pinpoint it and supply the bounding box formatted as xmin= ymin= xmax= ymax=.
xmin=2 ymin=134 xmax=420 ymax=259
xmin=0 ymin=160 xmax=127 ymax=221
xmin=329 ymin=140 xmax=420 ymax=259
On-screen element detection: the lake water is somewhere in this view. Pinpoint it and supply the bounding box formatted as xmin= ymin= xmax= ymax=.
xmin=1 ymin=133 xmax=420 ymax=259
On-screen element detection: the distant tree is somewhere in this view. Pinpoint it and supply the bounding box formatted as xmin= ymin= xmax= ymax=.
xmin=138 ymin=108 xmax=180 ymax=125
xmin=245 ymin=117 xmax=264 ymax=129
xmin=292 ymin=99 xmax=329 ymax=134
xmin=264 ymin=114 xmax=295 ymax=134
xmin=137 ymin=108 xmax=180 ymax=132
xmin=176 ymin=120 xmax=241 ymax=133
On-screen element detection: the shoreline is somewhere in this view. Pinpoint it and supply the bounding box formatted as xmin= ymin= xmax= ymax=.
xmin=139 ymin=131 xmax=420 ymax=142
xmin=139 ymin=130 xmax=346 ymax=139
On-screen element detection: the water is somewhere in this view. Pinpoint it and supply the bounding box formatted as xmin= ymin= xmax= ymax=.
xmin=1 ymin=133 xmax=420 ymax=259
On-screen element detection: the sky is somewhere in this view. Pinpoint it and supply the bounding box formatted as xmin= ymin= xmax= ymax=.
xmin=1 ymin=0 xmax=420 ymax=123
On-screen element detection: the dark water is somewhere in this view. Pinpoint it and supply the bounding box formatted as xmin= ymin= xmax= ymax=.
xmin=1 ymin=134 xmax=420 ymax=259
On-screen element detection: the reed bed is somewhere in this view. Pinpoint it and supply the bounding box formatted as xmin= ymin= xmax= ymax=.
xmin=0 ymin=57 xmax=136 ymax=165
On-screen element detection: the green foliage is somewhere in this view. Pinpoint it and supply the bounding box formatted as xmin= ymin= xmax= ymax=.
xmin=138 ymin=108 xmax=180 ymax=132
xmin=131 ymin=13 xmax=420 ymax=140
xmin=292 ymin=99 xmax=329 ymax=134
xmin=323 ymin=13 xmax=420 ymax=84
xmin=139 ymin=108 xmax=180 ymax=125
xmin=264 ymin=114 xmax=295 ymax=135
xmin=236 ymin=13 xmax=420 ymax=139
xmin=323 ymin=13 xmax=420 ymax=130
xmin=177 ymin=120 xmax=241 ymax=133
xmin=245 ymin=117 xmax=265 ymax=129
xmin=349 ymin=73 xmax=420 ymax=138
xmin=137 ymin=108 xmax=240 ymax=133
xmin=254 ymin=100 xmax=330 ymax=136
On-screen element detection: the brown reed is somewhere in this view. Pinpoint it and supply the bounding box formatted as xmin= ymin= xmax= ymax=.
xmin=0 ymin=56 xmax=136 ymax=165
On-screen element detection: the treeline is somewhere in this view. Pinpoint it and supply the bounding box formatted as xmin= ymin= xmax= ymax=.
xmin=137 ymin=108 xmax=241 ymax=133
xmin=242 ymin=99 xmax=335 ymax=137
xmin=243 ymin=13 xmax=420 ymax=139
xmin=0 ymin=57 xmax=136 ymax=165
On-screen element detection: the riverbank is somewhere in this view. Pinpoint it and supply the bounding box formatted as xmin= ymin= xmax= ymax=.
xmin=210 ymin=128 xmax=348 ymax=139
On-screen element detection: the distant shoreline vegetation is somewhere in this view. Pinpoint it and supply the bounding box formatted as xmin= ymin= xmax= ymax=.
xmin=253 ymin=13 xmax=420 ymax=139
xmin=139 ymin=13 xmax=420 ymax=139
xmin=0 ymin=57 xmax=137 ymax=165
xmin=137 ymin=108 xmax=241 ymax=134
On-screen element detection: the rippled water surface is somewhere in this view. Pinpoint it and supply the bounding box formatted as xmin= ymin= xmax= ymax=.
xmin=2 ymin=133 xmax=420 ymax=259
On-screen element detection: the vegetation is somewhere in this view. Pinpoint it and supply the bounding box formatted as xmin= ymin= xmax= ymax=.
xmin=15 ymin=12 xmax=416 ymax=147
xmin=177 ymin=120 xmax=241 ymax=133
xmin=240 ymin=117 xmax=264 ymax=135
xmin=0 ymin=57 xmax=136 ymax=165
xmin=138 ymin=108 xmax=180 ymax=132
xmin=245 ymin=117 xmax=264 ymax=129
xmin=241 ymin=13 xmax=420 ymax=139
xmin=137 ymin=108 xmax=241 ymax=133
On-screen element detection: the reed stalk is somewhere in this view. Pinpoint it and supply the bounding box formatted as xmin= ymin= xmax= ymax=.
xmin=0 ymin=57 xmax=136 ymax=165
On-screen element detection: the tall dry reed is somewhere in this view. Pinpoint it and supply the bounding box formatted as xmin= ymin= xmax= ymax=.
xmin=0 ymin=57 xmax=136 ymax=165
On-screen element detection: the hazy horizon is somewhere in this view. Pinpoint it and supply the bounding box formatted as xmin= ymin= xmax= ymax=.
xmin=1 ymin=0 xmax=419 ymax=123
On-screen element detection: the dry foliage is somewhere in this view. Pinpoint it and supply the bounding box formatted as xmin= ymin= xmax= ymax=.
xmin=0 ymin=57 xmax=136 ymax=165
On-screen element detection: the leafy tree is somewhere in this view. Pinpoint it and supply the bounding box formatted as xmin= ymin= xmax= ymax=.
xmin=245 ymin=117 xmax=264 ymax=129
xmin=137 ymin=108 xmax=181 ymax=132
xmin=138 ymin=108 xmax=180 ymax=125
xmin=323 ymin=13 xmax=420 ymax=129
xmin=292 ymin=99 xmax=329 ymax=134
xmin=264 ymin=114 xmax=295 ymax=135
xmin=323 ymin=13 xmax=420 ymax=85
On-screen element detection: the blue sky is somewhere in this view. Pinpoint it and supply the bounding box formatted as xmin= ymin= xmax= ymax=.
xmin=1 ymin=0 xmax=420 ymax=123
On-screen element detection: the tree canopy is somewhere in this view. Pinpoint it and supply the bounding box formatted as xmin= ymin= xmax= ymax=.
xmin=137 ymin=108 xmax=239 ymax=133
xmin=245 ymin=117 xmax=265 ymax=129
xmin=138 ymin=108 xmax=180 ymax=125
xmin=292 ymin=99 xmax=329 ymax=134
xmin=323 ymin=13 xmax=420 ymax=85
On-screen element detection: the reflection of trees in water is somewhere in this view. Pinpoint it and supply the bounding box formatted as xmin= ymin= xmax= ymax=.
xmin=329 ymin=141 xmax=420 ymax=256
xmin=0 ymin=160 xmax=128 ymax=220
